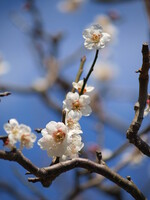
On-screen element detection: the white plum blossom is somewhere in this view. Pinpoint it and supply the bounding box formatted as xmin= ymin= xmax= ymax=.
xmin=72 ymin=80 xmax=94 ymax=95
xmin=64 ymin=133 xmax=84 ymax=159
xmin=19 ymin=125 xmax=37 ymax=149
xmin=4 ymin=119 xmax=36 ymax=149
xmin=38 ymin=121 xmax=83 ymax=159
xmin=4 ymin=119 xmax=20 ymax=145
xmin=83 ymin=24 xmax=111 ymax=50
xmin=38 ymin=121 xmax=68 ymax=158
xmin=63 ymin=92 xmax=92 ymax=118
xmin=66 ymin=110 xmax=81 ymax=130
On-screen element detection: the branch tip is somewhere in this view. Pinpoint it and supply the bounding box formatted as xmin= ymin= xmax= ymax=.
xmin=96 ymin=150 xmax=102 ymax=163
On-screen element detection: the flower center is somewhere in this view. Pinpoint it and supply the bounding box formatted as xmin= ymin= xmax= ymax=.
xmin=67 ymin=118 xmax=74 ymax=128
xmin=21 ymin=133 xmax=30 ymax=143
xmin=91 ymin=33 xmax=101 ymax=43
xmin=53 ymin=130 xmax=66 ymax=143
xmin=72 ymin=100 xmax=80 ymax=110
xmin=78 ymin=87 xmax=86 ymax=94
xmin=12 ymin=127 xmax=19 ymax=135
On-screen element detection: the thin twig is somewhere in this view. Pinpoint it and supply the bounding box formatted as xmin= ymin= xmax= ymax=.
xmin=80 ymin=50 xmax=99 ymax=95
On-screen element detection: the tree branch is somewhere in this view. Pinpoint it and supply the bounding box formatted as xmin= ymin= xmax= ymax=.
xmin=126 ymin=43 xmax=150 ymax=156
xmin=0 ymin=149 xmax=145 ymax=200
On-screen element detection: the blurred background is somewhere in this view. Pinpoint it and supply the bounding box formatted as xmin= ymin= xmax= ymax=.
xmin=0 ymin=0 xmax=150 ymax=199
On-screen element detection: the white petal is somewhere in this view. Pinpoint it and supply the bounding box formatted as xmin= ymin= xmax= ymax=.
xmin=68 ymin=110 xmax=81 ymax=121
xmin=84 ymin=41 xmax=95 ymax=50
xmin=19 ymin=124 xmax=31 ymax=133
xmin=91 ymin=24 xmax=103 ymax=32
xmin=38 ymin=135 xmax=52 ymax=150
xmin=67 ymin=92 xmax=79 ymax=101
xmin=57 ymin=122 xmax=67 ymax=133
xmin=101 ymin=33 xmax=111 ymax=44
xmin=46 ymin=121 xmax=57 ymax=134
xmin=82 ymin=29 xmax=92 ymax=39
xmin=4 ymin=123 xmax=11 ymax=134
xmin=81 ymin=105 xmax=92 ymax=116
xmin=72 ymin=82 xmax=79 ymax=90
xmin=80 ymin=94 xmax=91 ymax=105
xmin=41 ymin=128 xmax=48 ymax=136
xmin=9 ymin=119 xmax=19 ymax=127
xmin=86 ymin=86 xmax=94 ymax=93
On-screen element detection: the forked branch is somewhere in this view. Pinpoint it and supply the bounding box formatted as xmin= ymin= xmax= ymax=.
xmin=126 ymin=43 xmax=150 ymax=156
xmin=0 ymin=149 xmax=145 ymax=200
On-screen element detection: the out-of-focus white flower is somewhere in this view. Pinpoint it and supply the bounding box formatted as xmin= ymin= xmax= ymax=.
xmin=19 ymin=125 xmax=36 ymax=149
xmin=38 ymin=121 xmax=69 ymax=158
xmin=4 ymin=119 xmax=36 ymax=149
xmin=0 ymin=55 xmax=9 ymax=76
xmin=32 ymin=77 xmax=49 ymax=92
xmin=4 ymin=119 xmax=20 ymax=145
xmin=83 ymin=24 xmax=111 ymax=50
xmin=57 ymin=0 xmax=84 ymax=13
xmin=144 ymin=97 xmax=150 ymax=117
xmin=122 ymin=149 xmax=144 ymax=166
xmin=102 ymin=148 xmax=112 ymax=160
xmin=64 ymin=133 xmax=84 ymax=159
xmin=72 ymin=80 xmax=94 ymax=95
xmin=63 ymin=92 xmax=92 ymax=118
xmin=94 ymin=14 xmax=118 ymax=43
xmin=32 ymin=57 xmax=58 ymax=92
xmin=93 ymin=61 xmax=118 ymax=82
xmin=66 ymin=110 xmax=81 ymax=130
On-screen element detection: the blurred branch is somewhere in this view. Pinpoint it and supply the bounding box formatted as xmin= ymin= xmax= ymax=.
xmin=12 ymin=167 xmax=48 ymax=200
xmin=72 ymin=56 xmax=86 ymax=93
xmin=0 ymin=149 xmax=145 ymax=199
xmin=144 ymin=0 xmax=150 ymax=28
xmin=0 ymin=91 xmax=11 ymax=97
xmin=127 ymin=43 xmax=150 ymax=156
xmin=0 ymin=181 xmax=29 ymax=200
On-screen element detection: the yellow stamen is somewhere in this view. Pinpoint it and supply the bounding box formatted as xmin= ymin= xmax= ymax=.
xmin=91 ymin=33 xmax=101 ymax=43
xmin=72 ymin=100 xmax=80 ymax=110
xmin=78 ymin=87 xmax=86 ymax=94
xmin=53 ymin=130 xmax=66 ymax=143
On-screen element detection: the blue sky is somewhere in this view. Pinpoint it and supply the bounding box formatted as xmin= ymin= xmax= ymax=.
xmin=0 ymin=1 xmax=149 ymax=200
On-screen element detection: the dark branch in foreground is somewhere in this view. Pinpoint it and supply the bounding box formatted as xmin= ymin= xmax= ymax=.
xmin=0 ymin=149 xmax=145 ymax=200
xmin=126 ymin=43 xmax=150 ymax=156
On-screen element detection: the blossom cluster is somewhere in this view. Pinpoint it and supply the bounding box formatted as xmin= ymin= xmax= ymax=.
xmin=38 ymin=80 xmax=94 ymax=160
xmin=3 ymin=119 xmax=36 ymax=149
xmin=2 ymin=24 xmax=110 ymax=161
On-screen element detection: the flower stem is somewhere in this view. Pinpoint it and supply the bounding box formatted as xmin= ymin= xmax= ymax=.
xmin=80 ymin=50 xmax=99 ymax=95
